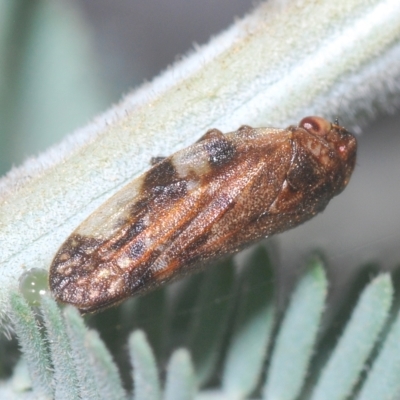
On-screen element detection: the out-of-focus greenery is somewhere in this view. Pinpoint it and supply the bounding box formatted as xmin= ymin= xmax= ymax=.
xmin=0 ymin=0 xmax=109 ymax=176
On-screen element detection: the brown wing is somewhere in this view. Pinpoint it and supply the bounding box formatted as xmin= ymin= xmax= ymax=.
xmin=49 ymin=127 xmax=292 ymax=311
xmin=50 ymin=116 xmax=357 ymax=313
xmin=147 ymin=135 xmax=294 ymax=285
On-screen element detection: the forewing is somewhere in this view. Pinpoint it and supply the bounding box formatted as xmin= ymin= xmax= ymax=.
xmin=148 ymin=136 xmax=293 ymax=282
xmin=49 ymin=137 xmax=259 ymax=310
xmin=50 ymin=126 xmax=292 ymax=311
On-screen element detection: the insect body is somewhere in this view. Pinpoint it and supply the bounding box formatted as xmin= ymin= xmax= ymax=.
xmin=50 ymin=116 xmax=357 ymax=312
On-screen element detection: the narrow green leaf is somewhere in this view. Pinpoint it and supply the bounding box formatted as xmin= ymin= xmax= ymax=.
xmin=0 ymin=0 xmax=17 ymax=89
xmin=263 ymin=257 xmax=327 ymax=400
xmin=310 ymin=262 xmax=381 ymax=378
xmin=7 ymin=0 xmax=107 ymax=170
xmin=129 ymin=330 xmax=161 ymax=400
xmin=164 ymin=348 xmax=197 ymax=400
xmin=9 ymin=292 xmax=53 ymax=399
xmin=9 ymin=358 xmax=31 ymax=393
xmin=357 ymin=292 xmax=400 ymax=400
xmin=40 ymin=295 xmax=79 ymax=400
xmin=195 ymin=389 xmax=233 ymax=400
xmin=64 ymin=306 xmax=100 ymax=400
xmin=222 ymin=246 xmax=275 ymax=397
xmin=85 ymin=329 xmax=126 ymax=400
xmin=168 ymin=273 xmax=204 ymax=351
xmin=312 ymin=274 xmax=393 ymax=400
xmin=130 ymin=288 xmax=168 ymax=359
xmin=0 ymin=0 xmax=30 ymax=176
xmin=187 ymin=259 xmax=235 ymax=386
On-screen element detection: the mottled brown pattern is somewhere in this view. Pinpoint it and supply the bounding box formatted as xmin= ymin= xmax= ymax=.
xmin=49 ymin=116 xmax=357 ymax=312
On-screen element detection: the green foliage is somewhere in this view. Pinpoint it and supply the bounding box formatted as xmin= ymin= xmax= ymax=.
xmin=164 ymin=349 xmax=197 ymax=400
xmin=222 ymin=247 xmax=275 ymax=397
xmin=311 ymin=274 xmax=393 ymax=400
xmin=129 ymin=330 xmax=161 ymax=400
xmin=186 ymin=259 xmax=235 ymax=386
xmin=263 ymin=257 xmax=328 ymax=400
xmin=40 ymin=296 xmax=79 ymax=400
xmin=9 ymin=293 xmax=53 ymax=399
xmin=2 ymin=244 xmax=400 ymax=400
xmin=0 ymin=0 xmax=108 ymax=176
xmin=63 ymin=306 xmax=100 ymax=399
xmin=356 ymin=301 xmax=400 ymax=400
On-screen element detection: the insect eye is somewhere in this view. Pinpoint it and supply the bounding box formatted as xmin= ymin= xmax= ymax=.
xmin=299 ymin=116 xmax=332 ymax=136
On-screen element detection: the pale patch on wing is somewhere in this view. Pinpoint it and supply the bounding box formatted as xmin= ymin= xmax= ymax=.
xmin=107 ymin=276 xmax=124 ymax=295
xmin=186 ymin=179 xmax=200 ymax=191
xmin=89 ymin=289 xmax=100 ymax=300
xmin=143 ymin=235 xmax=154 ymax=248
xmin=151 ymin=257 xmax=169 ymax=273
xmin=142 ymin=213 xmax=151 ymax=227
xmin=96 ymin=269 xmax=112 ymax=279
xmin=75 ymin=175 xmax=144 ymax=240
xmin=172 ymin=143 xmax=212 ymax=178
xmin=116 ymin=255 xmax=131 ymax=269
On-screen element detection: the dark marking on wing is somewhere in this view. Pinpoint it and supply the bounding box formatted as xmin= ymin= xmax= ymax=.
xmin=204 ymin=137 xmax=236 ymax=167
xmin=143 ymin=158 xmax=178 ymax=189
xmin=109 ymin=219 xmax=147 ymax=251
xmin=53 ymin=235 xmax=102 ymax=266
xmin=128 ymin=239 xmax=146 ymax=258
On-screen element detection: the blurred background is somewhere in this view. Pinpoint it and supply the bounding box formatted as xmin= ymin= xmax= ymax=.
xmin=1 ymin=0 xmax=399 ymax=312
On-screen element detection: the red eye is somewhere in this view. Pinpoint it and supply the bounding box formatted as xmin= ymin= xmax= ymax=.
xmin=299 ymin=116 xmax=332 ymax=136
